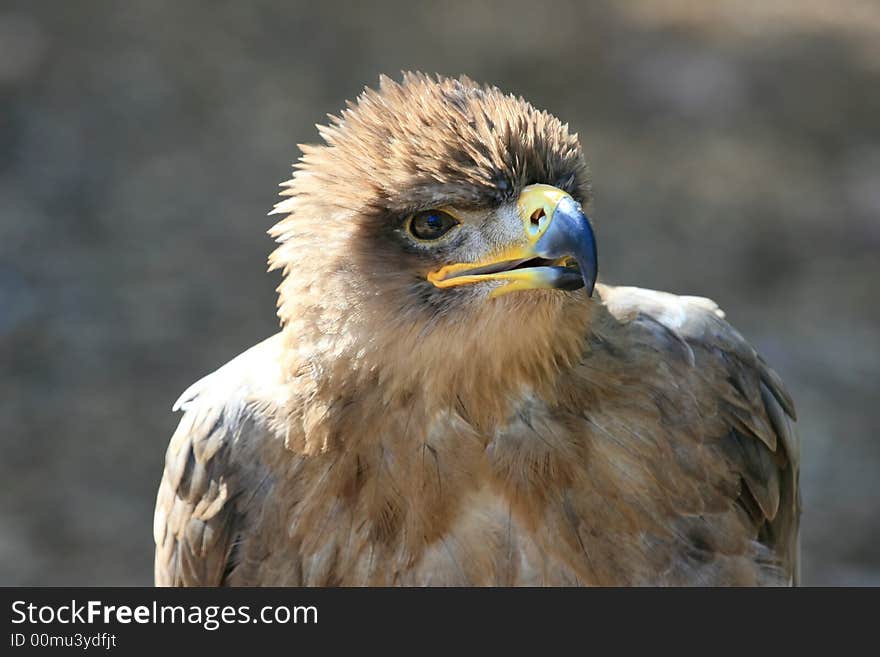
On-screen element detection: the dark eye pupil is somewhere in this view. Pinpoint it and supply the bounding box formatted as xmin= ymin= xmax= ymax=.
xmin=410 ymin=210 xmax=457 ymax=240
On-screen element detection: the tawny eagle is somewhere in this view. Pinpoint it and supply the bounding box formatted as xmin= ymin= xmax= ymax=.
xmin=154 ymin=74 xmax=799 ymax=586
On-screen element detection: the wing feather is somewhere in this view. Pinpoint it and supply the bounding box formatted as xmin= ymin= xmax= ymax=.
xmin=154 ymin=402 xmax=240 ymax=586
xmin=600 ymin=285 xmax=801 ymax=583
xmin=153 ymin=334 xmax=285 ymax=586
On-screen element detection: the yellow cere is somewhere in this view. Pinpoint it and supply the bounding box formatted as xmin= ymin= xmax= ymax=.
xmin=517 ymin=184 xmax=571 ymax=244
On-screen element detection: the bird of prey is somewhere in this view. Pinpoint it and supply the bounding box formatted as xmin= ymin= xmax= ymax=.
xmin=154 ymin=73 xmax=799 ymax=586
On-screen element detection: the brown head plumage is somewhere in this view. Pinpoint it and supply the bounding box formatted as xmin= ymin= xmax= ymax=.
xmin=274 ymin=72 xmax=589 ymax=216
xmin=267 ymin=74 xmax=595 ymax=420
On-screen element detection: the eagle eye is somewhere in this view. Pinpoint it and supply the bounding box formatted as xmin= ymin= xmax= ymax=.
xmin=407 ymin=209 xmax=459 ymax=241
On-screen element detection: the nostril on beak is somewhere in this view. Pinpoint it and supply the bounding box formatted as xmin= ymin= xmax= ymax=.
xmin=530 ymin=208 xmax=545 ymax=227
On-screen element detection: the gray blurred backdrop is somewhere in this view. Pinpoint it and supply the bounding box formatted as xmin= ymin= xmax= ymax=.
xmin=2 ymin=0 xmax=878 ymax=585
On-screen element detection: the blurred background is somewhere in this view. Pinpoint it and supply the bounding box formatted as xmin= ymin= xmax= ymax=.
xmin=2 ymin=0 xmax=878 ymax=585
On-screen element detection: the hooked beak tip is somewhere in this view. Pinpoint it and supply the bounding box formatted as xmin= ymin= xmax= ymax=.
xmin=534 ymin=195 xmax=598 ymax=297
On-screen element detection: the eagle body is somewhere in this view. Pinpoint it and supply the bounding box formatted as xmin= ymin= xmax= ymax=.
xmin=154 ymin=74 xmax=799 ymax=586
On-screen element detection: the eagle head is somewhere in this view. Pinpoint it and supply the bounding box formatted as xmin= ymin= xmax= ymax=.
xmin=269 ymin=73 xmax=598 ymax=406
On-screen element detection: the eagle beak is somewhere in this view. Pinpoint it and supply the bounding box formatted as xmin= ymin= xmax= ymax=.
xmin=427 ymin=184 xmax=598 ymax=298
